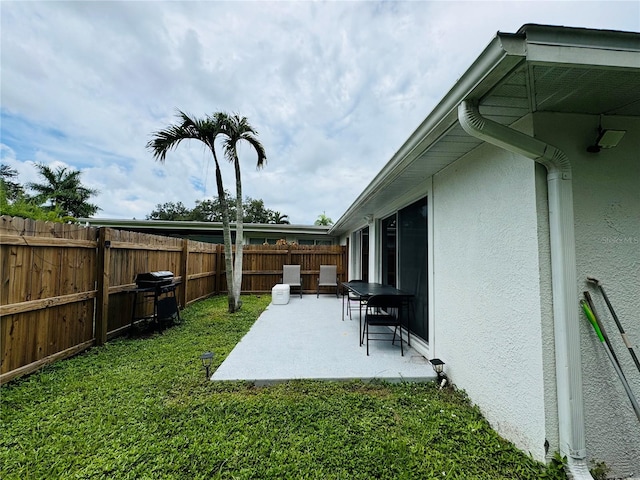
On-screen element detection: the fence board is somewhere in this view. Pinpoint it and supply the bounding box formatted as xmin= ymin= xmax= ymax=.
xmin=0 ymin=291 xmax=97 ymax=316
xmin=1 ymin=235 xmax=96 ymax=248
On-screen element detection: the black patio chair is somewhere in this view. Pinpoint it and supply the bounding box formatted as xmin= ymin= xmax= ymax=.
xmin=345 ymin=280 xmax=366 ymax=320
xmin=364 ymin=294 xmax=405 ymax=356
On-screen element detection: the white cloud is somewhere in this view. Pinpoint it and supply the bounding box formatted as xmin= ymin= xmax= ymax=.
xmin=1 ymin=0 xmax=638 ymax=223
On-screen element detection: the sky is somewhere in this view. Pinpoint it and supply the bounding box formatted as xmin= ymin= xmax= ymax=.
xmin=1 ymin=1 xmax=639 ymax=225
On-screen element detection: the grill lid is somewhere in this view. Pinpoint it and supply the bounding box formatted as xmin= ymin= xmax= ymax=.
xmin=135 ymin=271 xmax=174 ymax=287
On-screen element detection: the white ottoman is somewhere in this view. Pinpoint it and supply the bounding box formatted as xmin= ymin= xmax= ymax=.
xmin=271 ymin=283 xmax=290 ymax=305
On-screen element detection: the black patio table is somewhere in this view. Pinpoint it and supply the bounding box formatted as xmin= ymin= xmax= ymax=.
xmin=341 ymin=281 xmax=414 ymax=347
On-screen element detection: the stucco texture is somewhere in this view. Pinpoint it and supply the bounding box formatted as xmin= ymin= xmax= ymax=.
xmin=535 ymin=112 xmax=640 ymax=477
xmin=432 ymin=143 xmax=548 ymax=460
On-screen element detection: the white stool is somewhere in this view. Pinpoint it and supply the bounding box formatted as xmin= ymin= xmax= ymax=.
xmin=271 ymin=284 xmax=291 ymax=305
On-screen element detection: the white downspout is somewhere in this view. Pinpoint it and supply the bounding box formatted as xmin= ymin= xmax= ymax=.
xmin=458 ymin=100 xmax=593 ymax=480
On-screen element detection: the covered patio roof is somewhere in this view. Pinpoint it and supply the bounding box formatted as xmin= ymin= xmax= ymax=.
xmin=330 ymin=24 xmax=640 ymax=235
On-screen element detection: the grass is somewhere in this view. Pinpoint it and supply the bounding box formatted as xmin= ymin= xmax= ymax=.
xmin=1 ymin=295 xmax=559 ymax=480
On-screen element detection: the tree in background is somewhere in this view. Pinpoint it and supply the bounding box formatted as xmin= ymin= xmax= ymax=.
xmin=269 ymin=211 xmax=290 ymax=224
xmin=190 ymin=196 xmax=235 ymax=222
xmin=0 ymin=163 xmax=98 ymax=220
xmin=27 ymin=163 xmax=100 ymax=218
xmin=0 ymin=164 xmax=25 ymax=201
xmin=146 ymin=194 xmax=289 ymax=224
xmin=0 ymin=164 xmax=65 ymax=221
xmin=146 ymin=201 xmax=193 ymax=221
xmin=147 ymin=111 xmax=266 ymax=313
xmin=243 ymin=198 xmax=271 ymax=223
xmin=315 ymin=211 xmax=333 ymax=226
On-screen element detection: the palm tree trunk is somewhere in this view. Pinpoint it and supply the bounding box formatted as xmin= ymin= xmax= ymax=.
xmin=210 ymin=151 xmax=236 ymax=313
xmin=231 ymin=157 xmax=244 ymax=312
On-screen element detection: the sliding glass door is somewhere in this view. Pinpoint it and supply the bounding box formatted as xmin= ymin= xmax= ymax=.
xmin=361 ymin=227 xmax=369 ymax=282
xmin=398 ymin=197 xmax=428 ymax=341
xmin=379 ymin=197 xmax=428 ymax=341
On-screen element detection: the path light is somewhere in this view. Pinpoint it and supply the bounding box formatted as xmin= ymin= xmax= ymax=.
xmin=430 ymin=358 xmax=445 ymax=382
xmin=200 ymin=351 xmax=214 ymax=379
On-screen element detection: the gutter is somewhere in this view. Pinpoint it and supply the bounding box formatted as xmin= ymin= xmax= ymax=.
xmin=458 ymin=100 xmax=593 ymax=480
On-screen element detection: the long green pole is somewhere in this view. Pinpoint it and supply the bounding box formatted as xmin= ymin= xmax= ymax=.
xmin=587 ymin=276 xmax=640 ymax=374
xmin=583 ymin=291 xmax=623 ymax=373
xmin=581 ymin=299 xmax=640 ymax=423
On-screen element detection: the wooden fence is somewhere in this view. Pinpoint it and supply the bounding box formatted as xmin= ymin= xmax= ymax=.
xmin=0 ymin=216 xmax=347 ymax=384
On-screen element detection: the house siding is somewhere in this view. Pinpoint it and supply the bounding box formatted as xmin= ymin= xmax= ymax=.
xmin=535 ymin=112 xmax=640 ymax=476
xmin=432 ymin=141 xmax=548 ymax=459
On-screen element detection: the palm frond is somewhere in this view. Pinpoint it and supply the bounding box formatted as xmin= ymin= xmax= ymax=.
xmin=242 ymin=134 xmax=267 ymax=169
xmin=146 ymin=110 xmax=220 ymax=162
xmin=219 ymin=113 xmax=267 ymax=169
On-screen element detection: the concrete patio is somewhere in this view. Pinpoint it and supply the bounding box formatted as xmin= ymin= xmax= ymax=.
xmin=211 ymin=294 xmax=436 ymax=385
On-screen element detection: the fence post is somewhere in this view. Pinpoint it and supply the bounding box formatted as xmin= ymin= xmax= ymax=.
xmin=181 ymin=239 xmax=189 ymax=308
xmin=95 ymin=227 xmax=111 ymax=346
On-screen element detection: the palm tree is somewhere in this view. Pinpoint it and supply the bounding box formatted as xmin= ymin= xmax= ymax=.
xmin=0 ymin=164 xmax=25 ymax=201
xmin=269 ymin=211 xmax=290 ymax=224
xmin=27 ymin=163 xmax=99 ymax=218
xmin=314 ymin=211 xmax=333 ymax=226
xmin=146 ymin=111 xmax=265 ymax=312
xmin=217 ymin=112 xmax=267 ymax=311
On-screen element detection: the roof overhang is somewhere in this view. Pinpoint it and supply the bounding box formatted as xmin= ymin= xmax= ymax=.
xmin=78 ymin=218 xmax=333 ymax=237
xmin=330 ymin=24 xmax=640 ymax=236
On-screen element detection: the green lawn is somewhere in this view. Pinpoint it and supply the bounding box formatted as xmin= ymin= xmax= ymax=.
xmin=1 ymin=295 xmax=560 ymax=479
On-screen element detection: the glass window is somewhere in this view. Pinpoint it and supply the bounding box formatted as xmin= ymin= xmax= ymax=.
xmin=297 ymin=239 xmax=332 ymax=246
xmin=381 ymin=215 xmax=397 ymax=287
xmin=361 ymin=227 xmax=369 ymax=282
xmin=248 ymin=237 xmax=278 ymax=245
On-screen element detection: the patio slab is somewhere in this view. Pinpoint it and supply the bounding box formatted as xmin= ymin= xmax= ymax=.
xmin=211 ymin=294 xmax=436 ymax=385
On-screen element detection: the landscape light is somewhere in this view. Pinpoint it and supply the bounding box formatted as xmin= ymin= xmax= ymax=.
xmin=200 ymin=351 xmax=214 ymax=379
xmin=430 ymin=358 xmax=445 ymax=380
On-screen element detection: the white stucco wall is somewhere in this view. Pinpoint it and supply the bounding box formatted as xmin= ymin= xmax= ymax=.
xmin=536 ymin=112 xmax=640 ymax=477
xmin=432 ymin=142 xmax=548 ymax=460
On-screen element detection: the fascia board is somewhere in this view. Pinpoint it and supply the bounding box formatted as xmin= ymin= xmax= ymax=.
xmin=526 ymin=43 xmax=640 ymax=69
xmin=521 ymin=24 xmax=640 ymax=68
xmin=520 ymin=23 xmax=640 ymax=52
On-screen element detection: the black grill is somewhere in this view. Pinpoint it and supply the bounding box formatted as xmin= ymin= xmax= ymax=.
xmin=135 ymin=271 xmax=174 ymax=289
xmin=129 ymin=271 xmax=180 ymax=331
